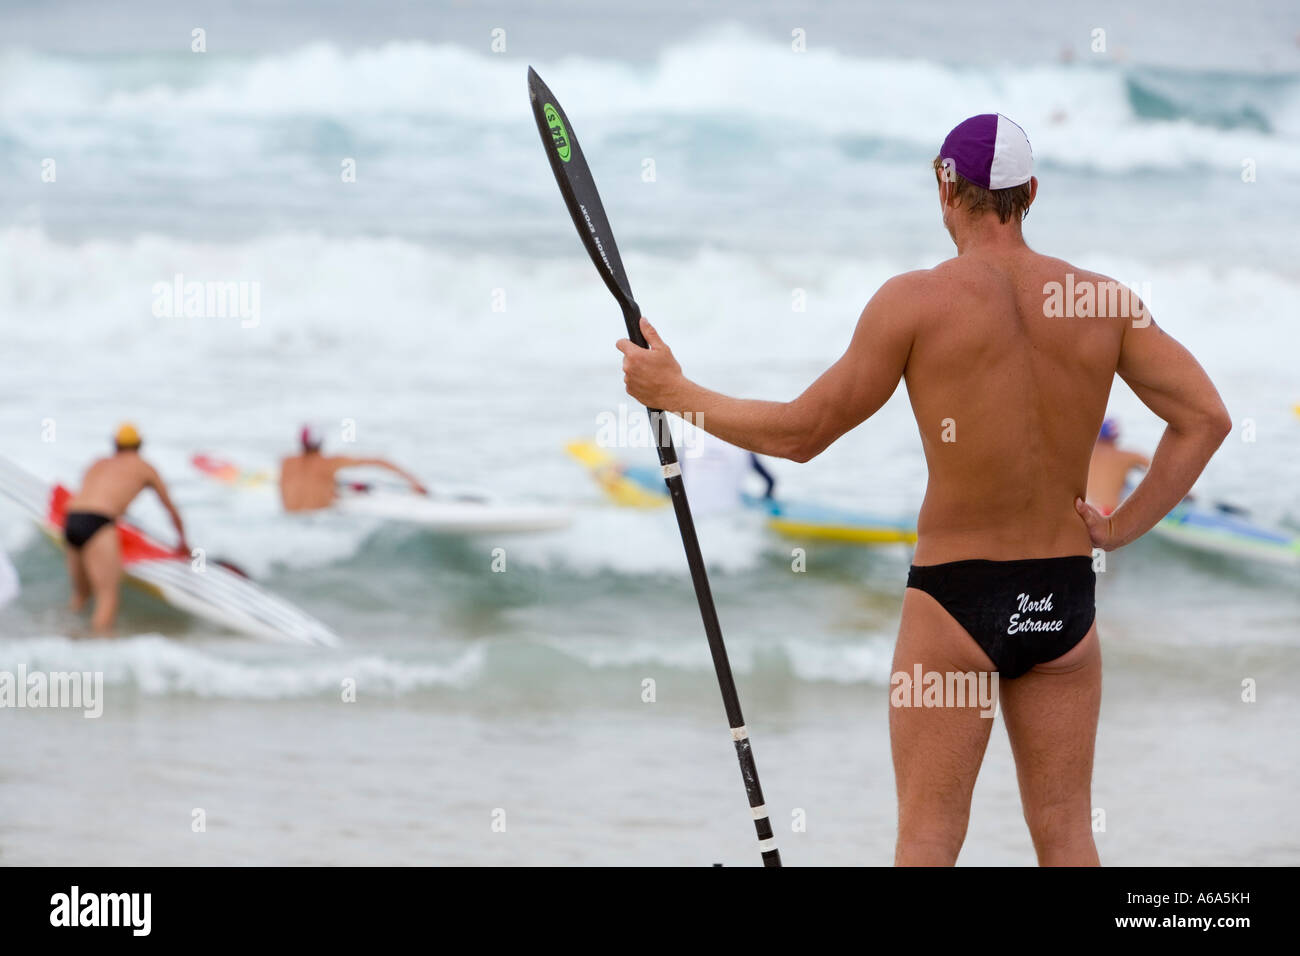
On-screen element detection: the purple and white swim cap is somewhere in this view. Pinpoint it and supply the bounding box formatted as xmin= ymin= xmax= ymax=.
xmin=939 ymin=114 xmax=1034 ymax=190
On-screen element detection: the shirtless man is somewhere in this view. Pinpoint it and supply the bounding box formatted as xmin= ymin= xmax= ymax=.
xmin=279 ymin=425 xmax=428 ymax=512
xmin=64 ymin=423 xmax=188 ymax=634
xmin=1087 ymin=418 xmax=1151 ymax=514
xmin=617 ymin=114 xmax=1230 ymax=865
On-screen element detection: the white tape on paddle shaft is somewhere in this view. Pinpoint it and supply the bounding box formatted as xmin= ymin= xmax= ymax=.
xmin=750 ymin=804 xmax=768 ymax=821
xmin=730 ymin=725 xmax=748 ymax=742
xmin=758 ymin=838 xmax=778 ymax=853
xmin=662 ymin=462 xmax=681 ymax=480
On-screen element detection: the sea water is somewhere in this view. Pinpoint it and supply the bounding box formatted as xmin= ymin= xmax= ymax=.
xmin=0 ymin=1 xmax=1297 ymax=865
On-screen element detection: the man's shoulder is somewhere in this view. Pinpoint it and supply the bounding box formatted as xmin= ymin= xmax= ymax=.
xmin=1028 ymin=254 xmax=1127 ymax=290
xmin=930 ymin=254 xmax=1139 ymax=304
xmin=98 ymin=455 xmax=145 ymax=476
xmin=872 ymin=265 xmax=984 ymax=323
xmin=880 ymin=267 xmax=941 ymax=291
xmin=320 ymin=456 xmax=355 ymax=474
xmin=869 ymin=268 xmax=943 ymax=311
xmin=910 ymin=258 xmax=997 ymax=295
xmin=1032 ymin=258 xmax=1148 ymax=324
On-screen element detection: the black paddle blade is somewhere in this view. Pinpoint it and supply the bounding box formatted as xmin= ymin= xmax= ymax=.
xmin=527 ymin=66 xmax=642 ymax=340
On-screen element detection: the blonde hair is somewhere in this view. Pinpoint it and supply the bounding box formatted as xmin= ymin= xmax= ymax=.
xmin=933 ymin=156 xmax=1033 ymax=223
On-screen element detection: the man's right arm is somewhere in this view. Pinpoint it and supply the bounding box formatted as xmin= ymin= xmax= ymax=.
xmin=1077 ymin=311 xmax=1231 ymax=549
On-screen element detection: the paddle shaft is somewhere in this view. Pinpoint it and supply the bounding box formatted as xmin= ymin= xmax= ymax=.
xmin=528 ymin=67 xmax=780 ymax=866
xmin=623 ymin=302 xmax=780 ymax=867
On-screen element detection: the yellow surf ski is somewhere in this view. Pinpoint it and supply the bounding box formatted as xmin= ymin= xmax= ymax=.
xmin=565 ymin=441 xmax=668 ymax=509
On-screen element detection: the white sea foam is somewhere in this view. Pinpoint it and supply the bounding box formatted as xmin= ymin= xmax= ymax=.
xmin=0 ymin=635 xmax=486 ymax=698
xmin=1 ymin=31 xmax=1295 ymax=173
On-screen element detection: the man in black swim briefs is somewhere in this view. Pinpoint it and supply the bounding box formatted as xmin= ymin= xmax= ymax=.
xmin=63 ymin=423 xmax=188 ymax=634
xmin=64 ymin=511 xmax=115 ymax=550
xmin=615 ymin=113 xmax=1230 ymax=865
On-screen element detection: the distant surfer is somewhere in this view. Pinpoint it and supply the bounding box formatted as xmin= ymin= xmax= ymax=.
xmin=279 ymin=425 xmax=428 ymax=512
xmin=1086 ymin=417 xmax=1150 ymax=515
xmin=679 ymin=426 xmax=776 ymax=515
xmin=64 ymin=423 xmax=189 ymax=634
xmin=750 ymin=454 xmax=776 ymax=499
xmin=618 ymin=113 xmax=1230 ymax=865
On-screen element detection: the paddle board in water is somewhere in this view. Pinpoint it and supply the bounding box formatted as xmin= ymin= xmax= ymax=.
xmin=331 ymin=489 xmax=573 ymax=533
xmin=571 ymin=440 xmax=1296 ymax=562
xmin=563 ymin=441 xmax=667 ymax=509
xmin=742 ymin=495 xmax=918 ymax=545
xmin=1151 ymin=499 xmax=1299 ymax=567
xmin=0 ymin=456 xmax=340 ymax=646
xmin=193 ymin=453 xmax=573 ymax=534
xmin=566 ymin=440 xmax=918 ymax=545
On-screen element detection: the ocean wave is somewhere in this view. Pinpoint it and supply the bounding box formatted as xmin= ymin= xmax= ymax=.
xmin=538 ymin=633 xmax=897 ymax=684
xmin=1 ymin=29 xmax=1295 ymax=174
xmin=0 ymin=630 xmax=898 ymax=700
xmin=2 ymin=226 xmax=1297 ymax=347
xmin=0 ymin=635 xmax=486 ymax=698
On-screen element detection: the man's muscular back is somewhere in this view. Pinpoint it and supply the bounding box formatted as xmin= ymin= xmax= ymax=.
xmin=66 ymin=455 xmax=158 ymax=519
xmin=903 ymin=250 xmax=1129 ymax=563
xmin=279 ymin=454 xmax=341 ymax=512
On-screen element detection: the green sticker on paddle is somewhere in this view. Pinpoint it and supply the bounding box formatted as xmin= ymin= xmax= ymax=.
xmin=543 ymin=103 xmax=571 ymax=162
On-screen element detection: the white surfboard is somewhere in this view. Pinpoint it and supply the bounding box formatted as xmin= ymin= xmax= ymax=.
xmin=194 ymin=453 xmax=572 ymax=534
xmin=0 ymin=456 xmax=340 ymax=647
xmin=1150 ymin=499 xmax=1300 ymax=567
xmin=331 ymin=489 xmax=572 ymax=534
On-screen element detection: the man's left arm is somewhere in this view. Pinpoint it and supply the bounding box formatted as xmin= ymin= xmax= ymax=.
xmin=338 ymin=457 xmax=429 ymax=495
xmin=147 ymin=467 xmax=188 ymax=551
xmin=618 ymin=274 xmax=918 ymax=462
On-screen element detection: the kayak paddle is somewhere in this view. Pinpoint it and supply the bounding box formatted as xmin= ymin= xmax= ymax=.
xmin=527 ymin=66 xmax=781 ymax=867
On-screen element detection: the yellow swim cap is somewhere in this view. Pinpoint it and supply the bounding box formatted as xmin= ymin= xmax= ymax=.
xmin=115 ymin=422 xmax=142 ymax=449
